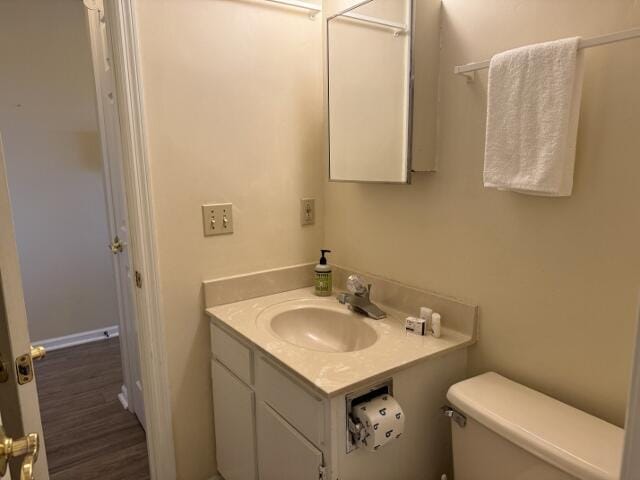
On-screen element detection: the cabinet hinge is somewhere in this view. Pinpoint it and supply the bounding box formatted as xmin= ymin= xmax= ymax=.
xmin=319 ymin=465 xmax=327 ymax=480
xmin=135 ymin=270 xmax=142 ymax=289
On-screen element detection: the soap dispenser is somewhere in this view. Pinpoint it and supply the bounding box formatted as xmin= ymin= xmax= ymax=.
xmin=314 ymin=249 xmax=332 ymax=297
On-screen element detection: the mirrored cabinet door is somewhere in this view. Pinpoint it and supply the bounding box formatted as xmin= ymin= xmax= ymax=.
xmin=326 ymin=0 xmax=441 ymax=184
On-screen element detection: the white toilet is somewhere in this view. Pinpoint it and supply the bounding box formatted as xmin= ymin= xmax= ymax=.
xmin=446 ymin=372 xmax=624 ymax=480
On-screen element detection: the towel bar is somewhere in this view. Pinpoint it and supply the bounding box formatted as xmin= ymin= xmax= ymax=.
xmin=455 ymin=26 xmax=640 ymax=80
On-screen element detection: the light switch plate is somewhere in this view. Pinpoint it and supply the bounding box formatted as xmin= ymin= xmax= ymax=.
xmin=202 ymin=203 xmax=233 ymax=236
xmin=300 ymin=198 xmax=315 ymax=226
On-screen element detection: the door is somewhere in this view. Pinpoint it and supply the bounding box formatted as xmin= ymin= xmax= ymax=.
xmin=256 ymin=401 xmax=324 ymax=480
xmin=0 ymin=135 xmax=48 ymax=479
xmin=84 ymin=0 xmax=146 ymax=428
xmin=212 ymin=361 xmax=257 ymax=480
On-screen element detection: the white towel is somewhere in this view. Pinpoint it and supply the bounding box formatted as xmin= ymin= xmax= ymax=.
xmin=483 ymin=37 xmax=585 ymax=196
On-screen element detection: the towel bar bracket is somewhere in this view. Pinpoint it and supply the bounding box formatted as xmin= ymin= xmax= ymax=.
xmin=462 ymin=71 xmax=476 ymax=83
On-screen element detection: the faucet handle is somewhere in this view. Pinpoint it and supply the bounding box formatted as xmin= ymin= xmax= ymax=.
xmin=346 ymin=275 xmax=368 ymax=296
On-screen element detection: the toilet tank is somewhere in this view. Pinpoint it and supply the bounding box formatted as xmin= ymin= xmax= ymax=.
xmin=446 ymin=373 xmax=623 ymax=480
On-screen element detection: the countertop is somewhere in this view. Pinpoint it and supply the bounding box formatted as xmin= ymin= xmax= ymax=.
xmin=206 ymin=287 xmax=474 ymax=397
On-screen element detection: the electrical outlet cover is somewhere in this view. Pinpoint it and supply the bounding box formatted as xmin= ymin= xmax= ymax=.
xmin=300 ymin=198 xmax=315 ymax=226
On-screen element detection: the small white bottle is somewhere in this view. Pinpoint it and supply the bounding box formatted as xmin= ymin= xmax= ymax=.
xmin=431 ymin=313 xmax=442 ymax=338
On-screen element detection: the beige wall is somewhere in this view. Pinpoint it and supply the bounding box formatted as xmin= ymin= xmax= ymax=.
xmin=325 ymin=0 xmax=640 ymax=427
xmin=0 ymin=0 xmax=120 ymax=341
xmin=133 ymin=0 xmax=324 ymax=477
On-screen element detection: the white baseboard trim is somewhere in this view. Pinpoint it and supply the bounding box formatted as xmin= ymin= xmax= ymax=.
xmin=33 ymin=325 xmax=119 ymax=352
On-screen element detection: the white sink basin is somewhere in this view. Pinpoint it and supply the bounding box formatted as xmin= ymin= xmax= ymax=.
xmin=258 ymin=300 xmax=378 ymax=353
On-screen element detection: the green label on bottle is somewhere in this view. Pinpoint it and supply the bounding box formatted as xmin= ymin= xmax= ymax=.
xmin=315 ymin=272 xmax=332 ymax=296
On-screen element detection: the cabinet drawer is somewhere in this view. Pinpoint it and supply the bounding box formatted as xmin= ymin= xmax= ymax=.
xmin=212 ymin=361 xmax=257 ymax=480
xmin=255 ymin=355 xmax=325 ymax=447
xmin=210 ymin=323 xmax=253 ymax=385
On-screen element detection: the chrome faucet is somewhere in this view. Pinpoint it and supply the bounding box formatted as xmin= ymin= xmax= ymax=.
xmin=337 ymin=275 xmax=387 ymax=320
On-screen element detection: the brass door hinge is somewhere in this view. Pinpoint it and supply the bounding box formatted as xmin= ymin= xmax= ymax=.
xmin=109 ymin=235 xmax=124 ymax=254
xmin=135 ymin=270 xmax=142 ymax=289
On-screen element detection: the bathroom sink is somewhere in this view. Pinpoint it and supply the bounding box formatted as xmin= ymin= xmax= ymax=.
xmin=260 ymin=300 xmax=378 ymax=353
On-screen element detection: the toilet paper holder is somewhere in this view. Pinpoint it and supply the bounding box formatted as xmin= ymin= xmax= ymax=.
xmin=347 ymin=417 xmax=366 ymax=447
xmin=345 ymin=378 xmax=394 ymax=453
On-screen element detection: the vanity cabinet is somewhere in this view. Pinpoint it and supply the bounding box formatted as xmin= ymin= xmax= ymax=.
xmin=210 ymin=318 xmax=469 ymax=480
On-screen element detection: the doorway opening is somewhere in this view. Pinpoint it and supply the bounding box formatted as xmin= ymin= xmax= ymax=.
xmin=0 ymin=0 xmax=148 ymax=478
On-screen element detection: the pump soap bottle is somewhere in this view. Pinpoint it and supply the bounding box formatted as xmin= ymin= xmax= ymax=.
xmin=314 ymin=249 xmax=332 ymax=297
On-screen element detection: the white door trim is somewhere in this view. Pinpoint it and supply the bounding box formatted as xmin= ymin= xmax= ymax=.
xmin=103 ymin=2 xmax=177 ymax=478
xmin=621 ymin=297 xmax=640 ymax=479
xmin=84 ymin=1 xmax=144 ymax=427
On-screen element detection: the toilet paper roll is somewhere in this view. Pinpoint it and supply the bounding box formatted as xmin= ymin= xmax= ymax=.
xmin=352 ymin=394 xmax=405 ymax=452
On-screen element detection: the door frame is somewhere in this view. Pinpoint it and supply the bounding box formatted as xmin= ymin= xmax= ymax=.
xmin=84 ymin=0 xmax=146 ymax=427
xmin=622 ymin=297 xmax=640 ymax=479
xmin=100 ymin=2 xmax=177 ymax=478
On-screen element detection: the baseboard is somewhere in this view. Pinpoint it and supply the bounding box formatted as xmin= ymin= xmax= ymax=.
xmin=33 ymin=325 xmax=119 ymax=352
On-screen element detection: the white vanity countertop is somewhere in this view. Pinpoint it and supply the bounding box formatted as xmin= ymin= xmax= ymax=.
xmin=206 ymin=287 xmax=474 ymax=397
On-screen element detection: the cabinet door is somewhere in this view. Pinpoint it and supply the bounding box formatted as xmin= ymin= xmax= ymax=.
xmin=257 ymin=401 xmax=324 ymax=480
xmin=212 ymin=361 xmax=257 ymax=480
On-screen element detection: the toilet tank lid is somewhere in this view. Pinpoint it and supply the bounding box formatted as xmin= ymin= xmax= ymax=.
xmin=447 ymin=372 xmax=623 ymax=480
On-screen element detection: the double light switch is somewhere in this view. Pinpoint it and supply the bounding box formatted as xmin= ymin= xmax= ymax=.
xmin=202 ymin=204 xmax=233 ymax=236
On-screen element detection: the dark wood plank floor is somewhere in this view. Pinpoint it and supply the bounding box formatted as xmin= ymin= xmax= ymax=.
xmin=35 ymin=338 xmax=150 ymax=480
